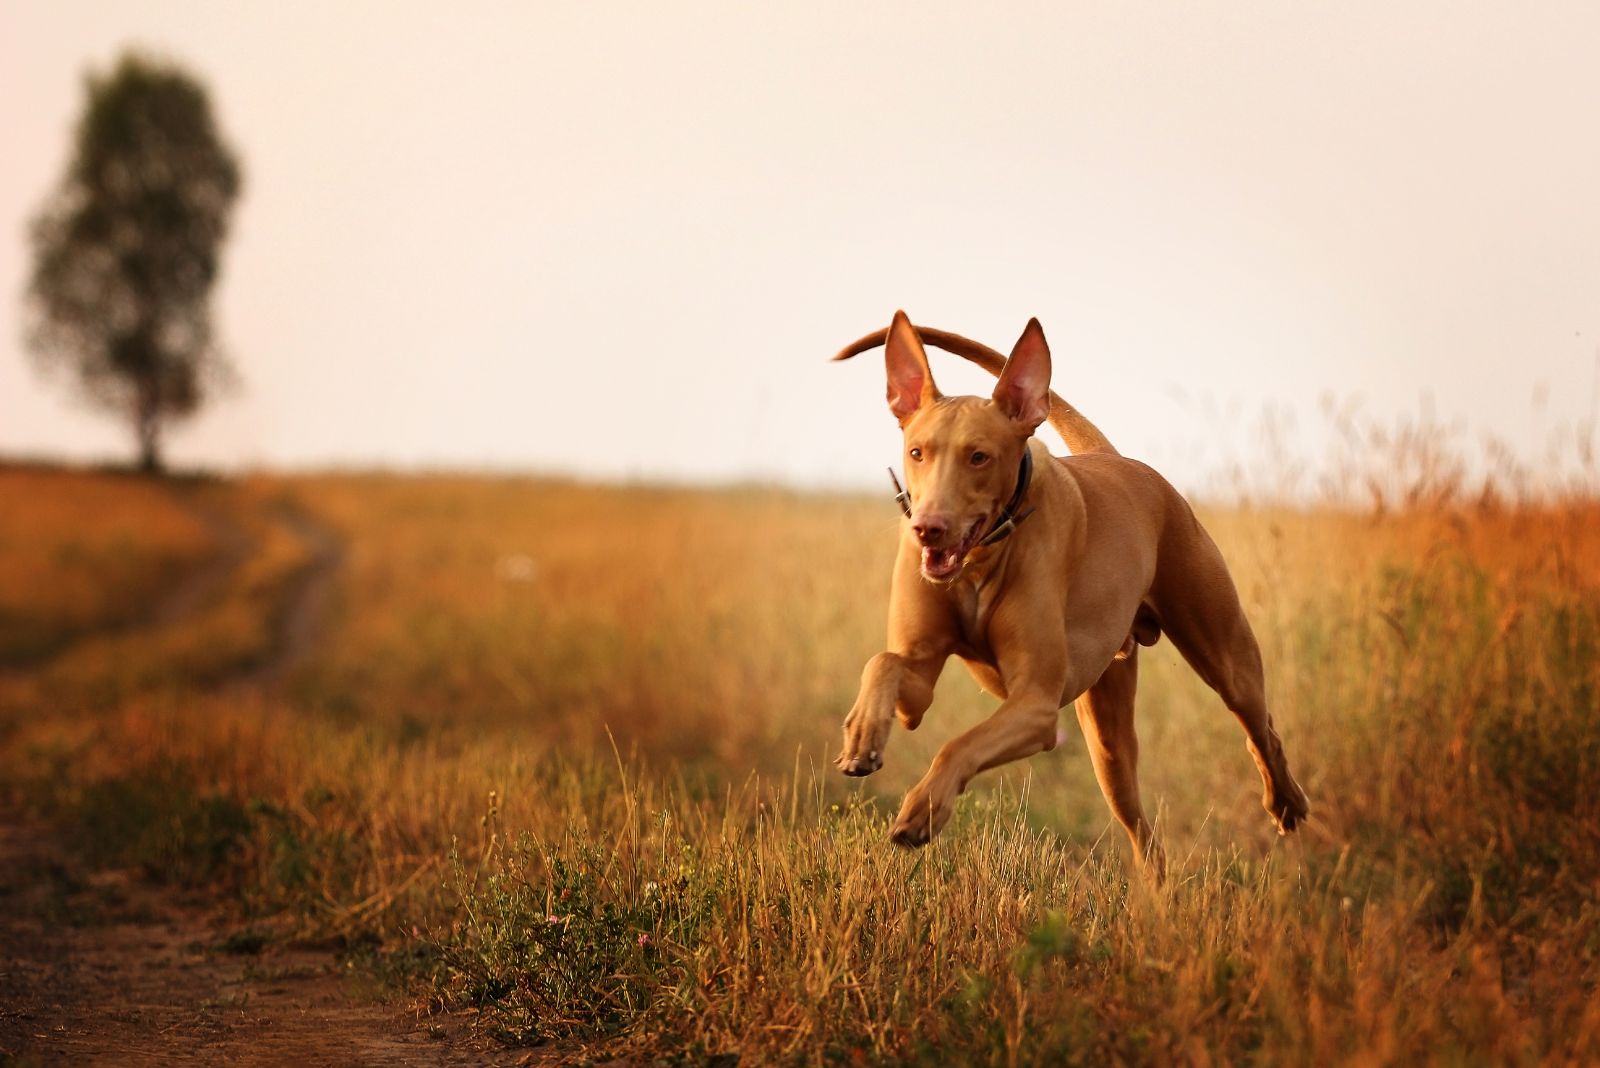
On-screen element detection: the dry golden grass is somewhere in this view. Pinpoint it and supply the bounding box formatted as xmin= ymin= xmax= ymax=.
xmin=0 ymin=474 xmax=310 ymax=715
xmin=281 ymin=475 xmax=892 ymax=765
xmin=1 ymin=460 xmax=1597 ymax=1064
xmin=0 ymin=465 xmax=212 ymax=663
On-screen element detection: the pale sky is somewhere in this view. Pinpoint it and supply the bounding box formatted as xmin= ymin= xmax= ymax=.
xmin=2 ymin=2 xmax=1597 ymax=493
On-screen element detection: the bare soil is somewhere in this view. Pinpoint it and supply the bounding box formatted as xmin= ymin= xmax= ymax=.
xmin=0 ymin=822 xmax=529 ymax=1067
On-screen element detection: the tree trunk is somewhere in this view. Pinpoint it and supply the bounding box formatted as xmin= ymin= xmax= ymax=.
xmin=137 ymin=431 xmax=162 ymax=473
xmin=135 ymin=391 xmax=163 ymax=474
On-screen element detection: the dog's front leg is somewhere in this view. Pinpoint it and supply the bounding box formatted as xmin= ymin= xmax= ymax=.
xmin=888 ymin=682 xmax=1063 ymax=847
xmin=836 ymin=648 xmax=944 ymax=776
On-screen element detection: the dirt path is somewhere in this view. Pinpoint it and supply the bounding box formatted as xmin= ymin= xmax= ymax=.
xmin=1 ymin=485 xmax=542 ymax=1066
xmin=228 ymin=499 xmax=345 ymax=691
xmin=0 ymin=823 xmax=526 ymax=1067
xmin=147 ymin=489 xmax=254 ymax=629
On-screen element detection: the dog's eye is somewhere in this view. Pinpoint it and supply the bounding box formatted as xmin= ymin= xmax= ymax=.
xmin=909 ymin=447 xmax=923 ymax=461
xmin=970 ymin=451 xmax=989 ymax=466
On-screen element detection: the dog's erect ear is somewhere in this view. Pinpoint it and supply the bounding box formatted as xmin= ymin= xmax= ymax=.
xmin=884 ymin=310 xmax=941 ymax=424
xmin=993 ymin=318 xmax=1052 ymax=431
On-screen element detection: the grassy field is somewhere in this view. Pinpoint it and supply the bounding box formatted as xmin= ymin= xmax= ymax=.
xmin=1 ymin=460 xmax=1597 ymax=1064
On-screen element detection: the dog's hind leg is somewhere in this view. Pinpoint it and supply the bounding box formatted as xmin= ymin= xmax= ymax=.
xmin=1154 ymin=529 xmax=1310 ymax=834
xmin=1076 ymin=651 xmax=1165 ymax=879
xmin=1203 ymin=630 xmax=1310 ymax=835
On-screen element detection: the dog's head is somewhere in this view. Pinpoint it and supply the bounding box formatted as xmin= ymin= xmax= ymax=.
xmin=881 ymin=311 xmax=1051 ymax=583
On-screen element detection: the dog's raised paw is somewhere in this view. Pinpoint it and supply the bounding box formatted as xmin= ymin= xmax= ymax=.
xmin=1266 ymin=777 xmax=1311 ymax=835
xmin=1273 ymin=798 xmax=1310 ymax=835
xmin=836 ymin=751 xmax=882 ymax=777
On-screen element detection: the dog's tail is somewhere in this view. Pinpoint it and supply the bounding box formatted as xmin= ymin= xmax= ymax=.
xmin=832 ymin=325 xmax=1119 ymax=456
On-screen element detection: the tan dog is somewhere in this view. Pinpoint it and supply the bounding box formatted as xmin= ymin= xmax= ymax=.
xmin=832 ymin=312 xmax=1309 ymax=875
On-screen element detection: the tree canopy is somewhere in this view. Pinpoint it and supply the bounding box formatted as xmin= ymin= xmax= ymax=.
xmin=27 ymin=52 xmax=242 ymax=473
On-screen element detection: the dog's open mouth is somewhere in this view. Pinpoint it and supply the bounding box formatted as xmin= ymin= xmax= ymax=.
xmin=920 ymin=520 xmax=984 ymax=582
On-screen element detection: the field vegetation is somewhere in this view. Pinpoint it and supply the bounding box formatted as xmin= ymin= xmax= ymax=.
xmin=1 ymin=447 xmax=1597 ymax=1064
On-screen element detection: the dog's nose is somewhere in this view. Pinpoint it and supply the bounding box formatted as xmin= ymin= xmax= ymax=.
xmin=912 ymin=518 xmax=947 ymax=546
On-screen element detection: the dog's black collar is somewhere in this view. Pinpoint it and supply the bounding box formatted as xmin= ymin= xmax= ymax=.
xmin=980 ymin=448 xmax=1036 ymax=546
xmin=886 ymin=447 xmax=1036 ymax=547
xmin=889 ymin=467 xmax=913 ymax=519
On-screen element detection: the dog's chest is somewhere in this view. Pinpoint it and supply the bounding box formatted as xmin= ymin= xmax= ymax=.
xmin=948 ymin=576 xmax=1002 ymax=663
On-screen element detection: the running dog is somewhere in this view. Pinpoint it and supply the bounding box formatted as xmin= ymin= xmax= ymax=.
xmin=832 ymin=312 xmax=1310 ymax=875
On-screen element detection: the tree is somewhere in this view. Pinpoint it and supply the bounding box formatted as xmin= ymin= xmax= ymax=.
xmin=26 ymin=52 xmax=242 ymax=473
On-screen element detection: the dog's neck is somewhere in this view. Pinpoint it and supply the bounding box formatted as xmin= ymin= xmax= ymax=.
xmin=977 ymin=447 xmax=1036 ymax=548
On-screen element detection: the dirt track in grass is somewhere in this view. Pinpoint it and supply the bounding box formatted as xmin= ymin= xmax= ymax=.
xmin=0 ymin=820 xmax=534 ymax=1068
xmin=0 ymin=488 xmax=540 ymax=1067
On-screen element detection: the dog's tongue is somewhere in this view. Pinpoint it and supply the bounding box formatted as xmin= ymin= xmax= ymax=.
xmin=922 ymin=545 xmax=961 ymax=579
